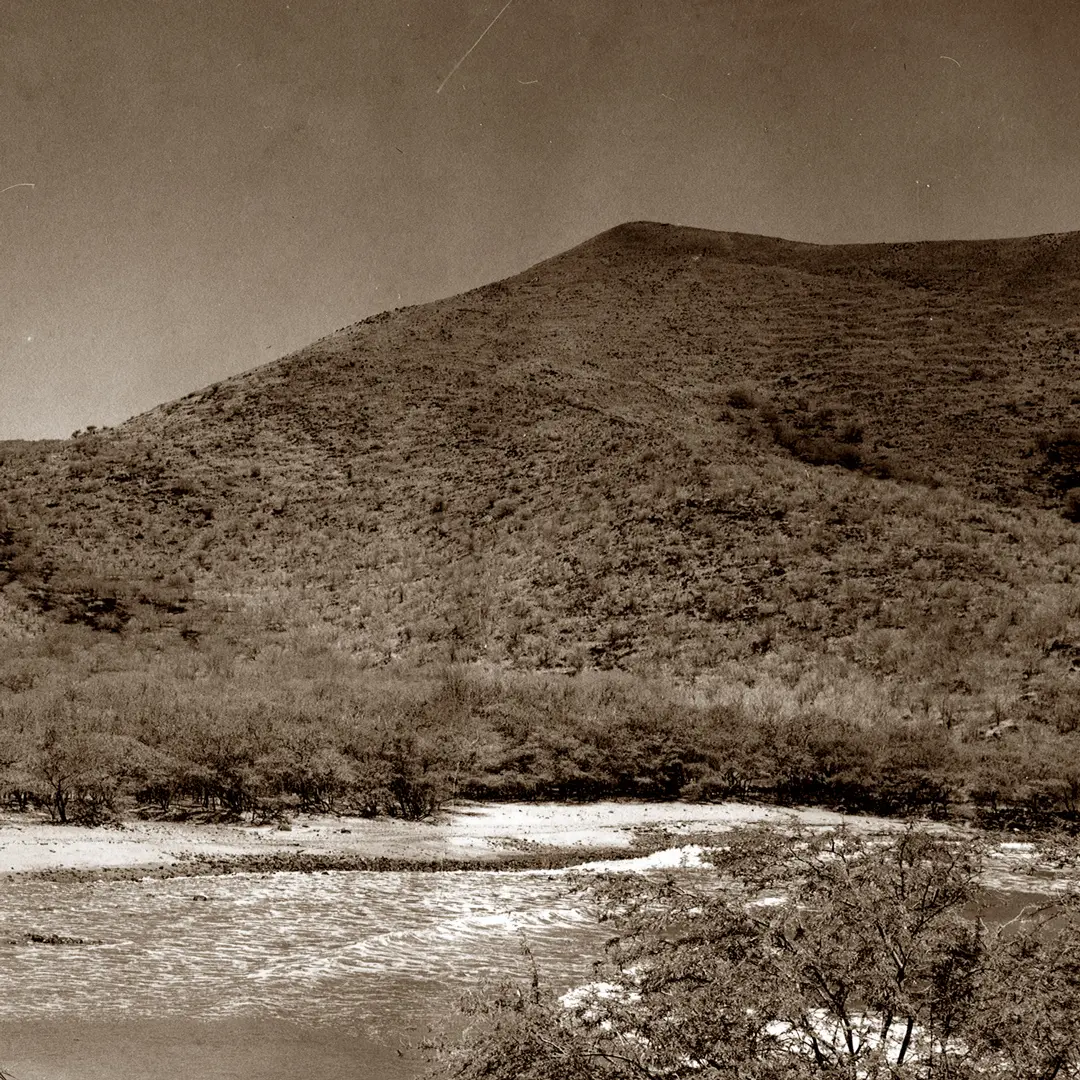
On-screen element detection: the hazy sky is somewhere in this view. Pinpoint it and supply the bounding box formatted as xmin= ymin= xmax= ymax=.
xmin=3 ymin=0 xmax=1079 ymax=439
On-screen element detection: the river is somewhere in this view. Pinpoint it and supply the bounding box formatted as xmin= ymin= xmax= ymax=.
xmin=0 ymin=843 xmax=1072 ymax=1080
xmin=0 ymin=864 xmax=611 ymax=1079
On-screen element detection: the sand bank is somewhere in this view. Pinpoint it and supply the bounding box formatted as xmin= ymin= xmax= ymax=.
xmin=0 ymin=800 xmax=864 ymax=879
xmin=0 ymin=1017 xmax=415 ymax=1080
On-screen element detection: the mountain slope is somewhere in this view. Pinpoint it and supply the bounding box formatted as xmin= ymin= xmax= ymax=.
xmin=3 ymin=221 xmax=1080 ymax=821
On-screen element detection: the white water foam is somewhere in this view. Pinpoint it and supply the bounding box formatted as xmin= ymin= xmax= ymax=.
xmin=0 ymin=870 xmax=603 ymax=1032
xmin=1 ymin=843 xmax=1074 ymax=1036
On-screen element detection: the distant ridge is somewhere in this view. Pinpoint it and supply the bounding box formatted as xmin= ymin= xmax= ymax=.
xmin=528 ymin=219 xmax=1080 ymax=291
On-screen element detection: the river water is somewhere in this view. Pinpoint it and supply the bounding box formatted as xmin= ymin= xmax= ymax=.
xmin=0 ymin=845 xmax=1072 ymax=1080
xmin=0 ymin=864 xmax=612 ymax=1079
xmin=0 ymin=868 xmax=606 ymax=1032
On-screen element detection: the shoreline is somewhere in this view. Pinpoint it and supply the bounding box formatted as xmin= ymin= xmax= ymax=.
xmin=0 ymin=799 xmax=863 ymax=882
xmin=0 ymin=1017 xmax=416 ymax=1080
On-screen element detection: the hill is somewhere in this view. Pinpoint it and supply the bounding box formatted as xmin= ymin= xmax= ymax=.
xmin=3 ymin=221 xmax=1080 ymax=825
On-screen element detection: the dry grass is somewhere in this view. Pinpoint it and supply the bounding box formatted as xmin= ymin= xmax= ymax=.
xmin=3 ymin=221 xmax=1080 ymax=823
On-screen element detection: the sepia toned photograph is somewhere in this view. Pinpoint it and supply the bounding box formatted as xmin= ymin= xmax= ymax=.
xmin=3 ymin=1 xmax=1080 ymax=1077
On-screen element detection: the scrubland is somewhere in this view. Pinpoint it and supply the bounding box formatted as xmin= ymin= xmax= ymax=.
xmin=4 ymin=222 xmax=1080 ymax=829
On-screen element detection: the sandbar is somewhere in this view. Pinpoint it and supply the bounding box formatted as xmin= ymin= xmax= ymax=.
xmin=0 ymin=800 xmax=862 ymax=879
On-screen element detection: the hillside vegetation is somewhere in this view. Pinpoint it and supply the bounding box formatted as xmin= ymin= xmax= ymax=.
xmin=3 ymin=221 xmax=1080 ymax=825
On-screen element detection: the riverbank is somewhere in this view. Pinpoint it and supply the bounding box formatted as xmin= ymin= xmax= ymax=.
xmin=0 ymin=804 xmax=1074 ymax=1080
xmin=0 ymin=800 xmax=862 ymax=881
xmin=0 ymin=1017 xmax=415 ymax=1080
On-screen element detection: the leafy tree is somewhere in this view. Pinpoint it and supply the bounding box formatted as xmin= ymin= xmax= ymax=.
xmin=0 ymin=724 xmax=35 ymax=809
xmin=436 ymin=827 xmax=1080 ymax=1080
xmin=30 ymin=724 xmax=133 ymax=824
xmin=128 ymin=742 xmax=186 ymax=814
xmin=377 ymin=728 xmax=463 ymax=820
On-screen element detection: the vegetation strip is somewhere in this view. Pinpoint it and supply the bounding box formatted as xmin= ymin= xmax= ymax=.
xmin=18 ymin=842 xmax=661 ymax=885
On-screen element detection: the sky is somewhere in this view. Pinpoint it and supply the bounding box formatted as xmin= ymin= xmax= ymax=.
xmin=3 ymin=0 xmax=1079 ymax=439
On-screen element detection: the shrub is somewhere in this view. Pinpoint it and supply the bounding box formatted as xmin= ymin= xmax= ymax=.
xmin=437 ymin=827 xmax=1080 ymax=1080
xmin=768 ymin=417 xmax=864 ymax=471
xmin=837 ymin=418 xmax=864 ymax=444
xmin=1036 ymin=428 xmax=1080 ymax=498
xmin=30 ymin=725 xmax=130 ymax=825
xmin=726 ymin=383 xmax=762 ymax=410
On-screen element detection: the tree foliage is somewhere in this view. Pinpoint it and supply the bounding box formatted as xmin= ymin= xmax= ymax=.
xmin=3 ymin=662 xmax=1080 ymax=827
xmin=438 ymin=827 xmax=1080 ymax=1080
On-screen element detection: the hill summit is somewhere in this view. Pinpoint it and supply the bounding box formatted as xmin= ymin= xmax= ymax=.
xmin=3 ymin=221 xmax=1080 ymax=823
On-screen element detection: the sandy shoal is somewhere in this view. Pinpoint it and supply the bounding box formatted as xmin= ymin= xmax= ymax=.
xmin=0 ymin=1017 xmax=415 ymax=1080
xmin=0 ymin=800 xmax=866 ymax=878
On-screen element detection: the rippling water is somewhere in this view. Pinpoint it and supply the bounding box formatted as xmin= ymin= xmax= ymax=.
xmin=0 ymin=869 xmax=606 ymax=1038
xmin=0 ymin=845 xmax=1072 ymax=1053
